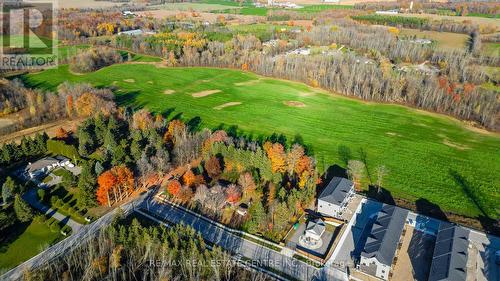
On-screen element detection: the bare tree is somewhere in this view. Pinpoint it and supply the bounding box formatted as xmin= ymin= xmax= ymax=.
xmin=347 ymin=160 xmax=366 ymax=190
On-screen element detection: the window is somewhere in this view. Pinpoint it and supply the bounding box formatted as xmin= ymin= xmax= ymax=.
xmin=382 ymin=270 xmax=385 ymax=273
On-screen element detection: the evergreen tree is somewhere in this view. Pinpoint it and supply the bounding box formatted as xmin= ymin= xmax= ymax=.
xmin=94 ymin=114 xmax=107 ymax=146
xmin=245 ymin=201 xmax=266 ymax=234
xmin=2 ymin=177 xmax=17 ymax=201
xmin=2 ymin=180 xmax=13 ymax=204
xmin=34 ymin=133 xmax=48 ymax=155
xmin=130 ymin=130 xmax=145 ymax=161
xmin=94 ymin=161 xmax=104 ymax=176
xmin=14 ymin=195 xmax=34 ymax=222
xmin=78 ymin=160 xmax=98 ymax=208
xmin=78 ymin=120 xmax=96 ymax=156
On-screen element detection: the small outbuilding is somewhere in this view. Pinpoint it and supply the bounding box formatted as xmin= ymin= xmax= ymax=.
xmin=305 ymin=218 xmax=326 ymax=241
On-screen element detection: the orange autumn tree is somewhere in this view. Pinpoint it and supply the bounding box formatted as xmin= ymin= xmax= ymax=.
xmin=163 ymin=119 xmax=186 ymax=143
xmin=167 ymin=180 xmax=181 ymax=196
xmin=55 ymin=127 xmax=69 ymax=140
xmin=97 ymin=170 xmax=117 ymax=206
xmin=96 ymin=166 xmax=134 ymax=206
xmin=295 ymin=156 xmax=314 ymax=188
xmin=182 ymin=169 xmax=196 ymax=187
xmin=263 ymin=142 xmax=286 ymax=173
xmin=66 ymin=95 xmax=74 ymax=117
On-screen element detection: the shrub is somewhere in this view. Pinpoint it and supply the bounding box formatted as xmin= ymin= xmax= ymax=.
xmin=50 ymin=222 xmax=61 ymax=233
xmin=47 ymin=139 xmax=81 ymax=161
xmin=61 ymin=225 xmax=72 ymax=235
xmin=37 ymin=189 xmax=46 ymax=201
xmin=45 ymin=217 xmax=55 ymax=226
xmin=33 ymin=214 xmax=46 ymax=223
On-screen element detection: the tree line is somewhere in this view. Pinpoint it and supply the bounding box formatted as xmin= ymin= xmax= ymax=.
xmin=21 ymin=217 xmax=269 ymax=281
xmin=0 ymin=80 xmax=116 ymax=136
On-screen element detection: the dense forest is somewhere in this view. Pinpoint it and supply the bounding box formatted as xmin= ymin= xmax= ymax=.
xmin=20 ymin=216 xmax=269 ymax=281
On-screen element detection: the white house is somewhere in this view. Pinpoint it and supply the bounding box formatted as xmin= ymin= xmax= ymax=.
xmin=122 ymin=11 xmax=135 ymax=17
xmin=359 ymin=204 xmax=408 ymax=280
xmin=25 ymin=156 xmax=73 ymax=179
xmin=26 ymin=157 xmax=60 ymax=178
xmin=304 ymin=218 xmax=326 ymax=241
xmin=118 ymin=29 xmax=144 ymax=36
xmin=317 ymin=177 xmax=354 ymax=219
xmin=375 ymin=10 xmax=399 ymax=15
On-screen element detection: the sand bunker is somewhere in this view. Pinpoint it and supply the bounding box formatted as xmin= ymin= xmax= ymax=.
xmin=386 ymin=132 xmax=401 ymax=137
xmin=299 ymin=92 xmax=315 ymax=97
xmin=284 ymin=101 xmax=306 ymax=107
xmin=443 ymin=139 xmax=469 ymax=150
xmin=192 ymin=90 xmax=221 ymax=98
xmin=234 ymin=79 xmax=261 ymax=86
xmin=163 ymin=89 xmax=175 ymax=95
xmin=213 ymin=102 xmax=242 ymax=110
xmin=123 ymin=79 xmax=135 ymax=83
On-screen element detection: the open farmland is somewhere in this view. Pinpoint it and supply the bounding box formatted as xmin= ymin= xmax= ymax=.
xmin=148 ymin=2 xmax=243 ymax=12
xmin=18 ymin=64 xmax=500 ymax=221
xmin=399 ymin=28 xmax=469 ymax=50
xmin=137 ymin=10 xmax=262 ymax=25
xmin=395 ymin=13 xmax=500 ymax=31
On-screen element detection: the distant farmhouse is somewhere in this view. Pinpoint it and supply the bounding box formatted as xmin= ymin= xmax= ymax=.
xmin=428 ymin=222 xmax=469 ymax=281
xmin=375 ymin=10 xmax=399 ymax=15
xmin=317 ymin=177 xmax=354 ymax=219
xmin=25 ymin=156 xmax=74 ymax=179
xmin=122 ymin=10 xmax=136 ymax=17
xmin=359 ymin=204 xmax=409 ymax=280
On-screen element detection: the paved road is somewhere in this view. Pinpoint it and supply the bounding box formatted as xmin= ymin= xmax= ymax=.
xmin=140 ymin=199 xmax=325 ymax=281
xmin=22 ymin=188 xmax=83 ymax=232
xmin=1 ymin=190 xmax=152 ymax=281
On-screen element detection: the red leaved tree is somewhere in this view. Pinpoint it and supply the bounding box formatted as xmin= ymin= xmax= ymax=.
xmin=225 ymin=184 xmax=242 ymax=205
xmin=96 ymin=166 xmax=134 ymax=206
xmin=167 ymin=180 xmax=181 ymax=197
xmin=97 ymin=170 xmax=116 ymax=206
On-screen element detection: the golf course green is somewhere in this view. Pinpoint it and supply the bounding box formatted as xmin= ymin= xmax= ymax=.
xmin=19 ymin=63 xmax=500 ymax=220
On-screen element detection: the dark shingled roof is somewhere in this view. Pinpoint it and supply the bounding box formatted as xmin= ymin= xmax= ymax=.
xmin=361 ymin=204 xmax=409 ymax=265
xmin=26 ymin=157 xmax=59 ymax=174
xmin=428 ymin=222 xmax=469 ymax=281
xmin=318 ymin=177 xmax=354 ymax=206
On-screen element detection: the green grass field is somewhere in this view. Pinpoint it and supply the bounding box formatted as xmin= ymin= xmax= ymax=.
xmin=399 ymin=28 xmax=469 ymax=51
xmin=483 ymin=43 xmax=500 ymax=57
xmin=0 ymin=220 xmax=63 ymax=271
xmin=212 ymin=3 xmax=354 ymax=16
xmin=297 ymin=4 xmax=354 ymax=13
xmin=18 ymin=64 xmax=500 ymax=220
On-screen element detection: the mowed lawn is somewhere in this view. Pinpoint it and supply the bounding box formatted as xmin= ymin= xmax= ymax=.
xmin=20 ymin=64 xmax=500 ymax=219
xmin=0 ymin=220 xmax=63 ymax=271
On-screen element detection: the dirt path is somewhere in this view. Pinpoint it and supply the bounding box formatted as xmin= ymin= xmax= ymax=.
xmin=0 ymin=118 xmax=82 ymax=145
